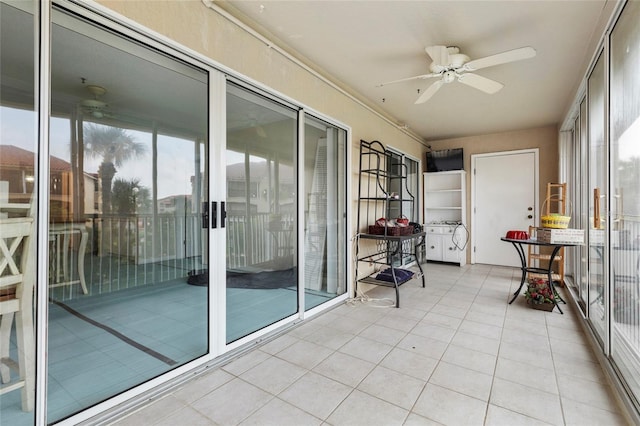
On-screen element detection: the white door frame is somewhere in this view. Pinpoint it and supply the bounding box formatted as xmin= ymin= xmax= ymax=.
xmin=470 ymin=148 xmax=539 ymax=265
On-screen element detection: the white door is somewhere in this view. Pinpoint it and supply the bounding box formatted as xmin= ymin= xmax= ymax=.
xmin=472 ymin=150 xmax=537 ymax=266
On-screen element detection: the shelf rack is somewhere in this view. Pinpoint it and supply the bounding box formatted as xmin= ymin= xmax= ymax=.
xmin=355 ymin=140 xmax=426 ymax=308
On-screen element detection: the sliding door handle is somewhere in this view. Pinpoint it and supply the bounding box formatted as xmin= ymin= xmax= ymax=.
xmin=212 ymin=201 xmax=218 ymax=229
xmin=221 ymin=201 xmax=226 ymax=228
xmin=202 ymin=202 xmax=209 ymax=229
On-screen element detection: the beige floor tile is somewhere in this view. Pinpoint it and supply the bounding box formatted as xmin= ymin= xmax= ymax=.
xmin=561 ymin=397 xmax=629 ymax=426
xmin=556 ymin=373 xmax=622 ymax=412
xmin=376 ymin=313 xmax=421 ymax=332
xmin=220 ymin=349 xmax=270 ymax=376
xmin=422 ymin=311 xmax=464 ymax=329
xmin=312 ymin=351 xmax=375 ymax=387
xmin=338 ymin=335 xmax=393 ymax=364
xmin=190 ymin=378 xmax=272 ymax=425
xmin=238 ymin=397 xmax=322 ymax=426
xmin=505 ymin=304 xmax=549 ymax=324
xmin=429 ymin=361 xmax=494 ymax=401
xmin=412 ymin=383 xmax=487 ymax=426
xmin=358 ymin=323 xmax=408 ymax=346
xmin=173 ymin=369 xmax=235 ymax=404
xmin=328 ymin=315 xmax=372 ymax=334
xmin=553 ymin=356 xmax=607 ymax=384
xmin=402 ymin=412 xmax=445 ymax=426
xmin=287 ymin=320 xmax=323 ymax=339
xmin=545 ymin=311 xmax=583 ymax=332
xmin=326 ymin=389 xmax=409 ymax=426
xmin=278 ymin=371 xmax=352 ymax=420
xmin=495 ymin=357 xmax=558 ymax=394
xmin=499 ymin=340 xmax=553 ymax=366
xmin=397 ymin=333 xmax=449 ymax=360
xmin=308 ymin=309 xmax=345 ymax=326
xmin=450 ymin=330 xmax=500 ymax=356
xmin=485 ymin=404 xmax=554 ymax=425
xmin=301 ymin=324 xmax=355 ymax=350
xmin=239 ymin=356 xmax=307 ymax=394
xmin=441 ymin=344 xmax=497 ymax=375
xmin=379 ymin=347 xmax=439 ymax=380
xmin=465 ymin=309 xmax=506 ymax=327
xmin=357 ymin=365 xmax=426 ymax=409
xmin=550 ymin=338 xmax=598 ymax=364
xmin=437 ymin=296 xmax=474 ymax=311
xmin=410 ymin=321 xmax=457 ymax=343
xmin=155 ymin=406 xmax=216 ymax=426
xmin=383 ymin=305 xmax=429 ymax=320
xmin=503 ymin=316 xmax=549 ymax=337
xmin=459 ymin=319 xmax=503 ymax=340
xmin=490 ymin=377 xmax=563 ymax=425
xmin=501 ymin=326 xmax=551 ymax=350
xmin=547 ymin=322 xmax=588 ymax=345
xmin=430 ymin=303 xmax=469 ymax=319
xmin=340 ymin=304 xmax=390 ymax=322
xmin=274 ymin=339 xmax=333 ymax=369
xmin=258 ymin=333 xmax=299 ymax=355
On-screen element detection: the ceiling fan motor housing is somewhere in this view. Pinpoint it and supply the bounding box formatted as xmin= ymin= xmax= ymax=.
xmin=448 ymin=53 xmax=470 ymax=69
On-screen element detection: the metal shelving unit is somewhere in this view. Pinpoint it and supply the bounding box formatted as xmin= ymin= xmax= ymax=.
xmin=355 ymin=139 xmax=426 ymax=308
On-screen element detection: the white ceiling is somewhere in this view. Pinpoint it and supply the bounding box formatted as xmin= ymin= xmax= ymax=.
xmin=224 ymin=0 xmax=614 ymax=142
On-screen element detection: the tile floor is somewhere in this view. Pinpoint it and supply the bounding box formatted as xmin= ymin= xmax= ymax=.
xmin=111 ymin=263 xmax=631 ymax=425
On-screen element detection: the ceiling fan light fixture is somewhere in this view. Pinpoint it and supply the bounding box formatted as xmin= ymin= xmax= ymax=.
xmin=443 ymin=71 xmax=456 ymax=84
xmin=81 ymin=99 xmax=107 ymax=109
xmin=86 ymin=85 xmax=106 ymax=97
xmin=448 ymin=53 xmax=470 ymax=68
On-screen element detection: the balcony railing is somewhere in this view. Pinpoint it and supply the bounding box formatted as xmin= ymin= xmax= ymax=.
xmin=49 ymin=212 xmax=295 ymax=300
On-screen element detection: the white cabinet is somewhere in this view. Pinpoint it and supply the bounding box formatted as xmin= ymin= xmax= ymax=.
xmin=423 ymin=170 xmax=467 ymax=266
xmin=425 ymin=225 xmax=467 ymax=265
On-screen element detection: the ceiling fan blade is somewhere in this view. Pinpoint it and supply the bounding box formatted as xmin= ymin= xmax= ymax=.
xmin=457 ymin=73 xmax=504 ymax=94
xmin=376 ymin=73 xmax=439 ymax=87
xmin=464 ymin=46 xmax=536 ymax=71
xmin=415 ymin=80 xmax=444 ymax=104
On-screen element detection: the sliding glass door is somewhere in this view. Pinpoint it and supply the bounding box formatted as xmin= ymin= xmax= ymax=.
xmin=0 ymin=2 xmax=37 ymax=425
xmin=225 ymin=84 xmax=298 ymax=343
xmin=587 ymin=50 xmax=607 ymax=343
xmin=47 ymin=7 xmax=209 ymax=421
xmin=610 ymin=0 xmax=640 ymax=406
xmin=303 ymin=115 xmax=347 ymax=310
xmin=2 ymin=1 xmax=350 ymax=422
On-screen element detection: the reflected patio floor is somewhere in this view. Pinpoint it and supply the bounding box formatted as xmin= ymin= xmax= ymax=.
xmin=1 ymin=254 xmax=333 ymax=424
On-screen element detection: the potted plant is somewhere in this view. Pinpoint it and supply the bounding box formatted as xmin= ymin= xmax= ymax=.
xmin=524 ymin=277 xmax=557 ymax=311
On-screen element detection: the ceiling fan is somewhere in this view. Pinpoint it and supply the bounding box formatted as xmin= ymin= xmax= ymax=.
xmin=377 ymin=45 xmax=536 ymax=104
xmin=80 ymin=84 xmax=113 ymax=118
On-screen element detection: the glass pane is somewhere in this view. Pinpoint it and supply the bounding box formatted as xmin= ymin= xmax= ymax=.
xmin=587 ymin=51 xmax=607 ymax=341
xmin=387 ymin=151 xmax=420 ymax=267
xmin=610 ymin=0 xmax=640 ymax=404
xmin=579 ymin=98 xmax=589 ymax=306
xmin=48 ymin=8 xmax=209 ymax=421
xmin=0 ymin=1 xmax=37 ymax=424
xmin=226 ymin=84 xmax=298 ymax=343
xmin=303 ymin=115 xmax=347 ymax=310
xmin=406 ymin=157 xmax=420 ymax=221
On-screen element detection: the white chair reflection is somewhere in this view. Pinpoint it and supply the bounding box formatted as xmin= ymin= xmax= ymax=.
xmin=0 ymin=201 xmax=35 ymax=412
xmin=49 ymin=223 xmax=88 ymax=294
